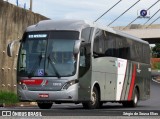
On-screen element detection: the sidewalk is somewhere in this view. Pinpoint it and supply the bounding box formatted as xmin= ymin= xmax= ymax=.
xmin=152 ymin=76 xmax=160 ymax=83
xmin=155 ymin=77 xmax=160 ymax=82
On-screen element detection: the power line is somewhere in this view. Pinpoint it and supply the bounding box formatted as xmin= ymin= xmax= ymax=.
xmin=143 ymin=8 xmax=160 ymax=25
xmin=147 ymin=0 xmax=160 ymax=10
xmin=146 ymin=16 xmax=160 ymax=28
xmin=94 ymin=0 xmax=122 ymax=22
xmin=108 ymin=0 xmax=141 ymax=26
xmin=123 ymin=0 xmax=160 ymax=29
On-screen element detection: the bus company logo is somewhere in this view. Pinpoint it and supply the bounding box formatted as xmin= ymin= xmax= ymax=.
xmin=1 ymin=111 xmax=42 ymax=117
xmin=2 ymin=111 xmax=11 ymax=116
xmin=41 ymin=80 xmax=48 ymax=86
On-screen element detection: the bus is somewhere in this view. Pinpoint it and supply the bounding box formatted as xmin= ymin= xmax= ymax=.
xmin=7 ymin=20 xmax=151 ymax=109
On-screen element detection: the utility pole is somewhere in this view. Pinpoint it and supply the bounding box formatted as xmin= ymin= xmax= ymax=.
xmin=16 ymin=0 xmax=19 ymax=6
xmin=30 ymin=0 xmax=32 ymax=11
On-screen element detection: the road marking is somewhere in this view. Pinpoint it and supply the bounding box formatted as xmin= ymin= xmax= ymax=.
xmin=152 ymin=78 xmax=160 ymax=84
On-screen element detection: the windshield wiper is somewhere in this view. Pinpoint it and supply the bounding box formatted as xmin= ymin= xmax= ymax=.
xmin=28 ymin=53 xmax=43 ymax=78
xmin=48 ymin=54 xmax=61 ymax=79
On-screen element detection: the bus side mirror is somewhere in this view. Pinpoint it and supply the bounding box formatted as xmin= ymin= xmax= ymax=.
xmin=7 ymin=40 xmax=20 ymax=57
xmin=73 ymin=40 xmax=81 ymax=55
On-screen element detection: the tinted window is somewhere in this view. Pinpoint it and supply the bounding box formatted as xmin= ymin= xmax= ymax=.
xmin=93 ymin=29 xmax=150 ymax=64
xmin=81 ymin=27 xmax=92 ymax=43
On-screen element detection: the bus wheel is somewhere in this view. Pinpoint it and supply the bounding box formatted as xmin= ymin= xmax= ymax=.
xmin=130 ymin=88 xmax=139 ymax=107
xmin=123 ymin=88 xmax=139 ymax=107
xmin=82 ymin=87 xmax=100 ymax=109
xmin=37 ymin=102 xmax=53 ymax=109
xmin=99 ymin=102 xmax=103 ymax=108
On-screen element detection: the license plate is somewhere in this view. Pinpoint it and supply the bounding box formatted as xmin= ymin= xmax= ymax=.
xmin=39 ymin=94 xmax=49 ymax=98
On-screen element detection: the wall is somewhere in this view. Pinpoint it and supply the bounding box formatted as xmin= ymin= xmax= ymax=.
xmin=0 ymin=1 xmax=48 ymax=92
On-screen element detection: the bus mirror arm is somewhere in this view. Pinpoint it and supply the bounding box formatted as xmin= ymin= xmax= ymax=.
xmin=7 ymin=40 xmax=20 ymax=57
xmin=73 ymin=40 xmax=81 ymax=55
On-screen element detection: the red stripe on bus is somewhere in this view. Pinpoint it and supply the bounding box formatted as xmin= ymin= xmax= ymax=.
xmin=128 ymin=64 xmax=136 ymax=100
xmin=21 ymin=79 xmax=43 ymax=85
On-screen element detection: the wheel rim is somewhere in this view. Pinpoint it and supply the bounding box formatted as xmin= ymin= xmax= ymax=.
xmin=91 ymin=91 xmax=96 ymax=105
xmin=134 ymin=93 xmax=138 ymax=104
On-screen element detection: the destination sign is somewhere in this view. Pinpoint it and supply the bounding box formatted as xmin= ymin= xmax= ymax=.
xmin=28 ymin=34 xmax=47 ymax=38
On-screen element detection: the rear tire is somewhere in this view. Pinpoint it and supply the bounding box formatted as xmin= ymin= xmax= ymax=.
xmin=99 ymin=102 xmax=103 ymax=108
xmin=123 ymin=88 xmax=139 ymax=107
xmin=37 ymin=102 xmax=53 ymax=109
xmin=130 ymin=88 xmax=139 ymax=107
xmin=82 ymin=87 xmax=100 ymax=109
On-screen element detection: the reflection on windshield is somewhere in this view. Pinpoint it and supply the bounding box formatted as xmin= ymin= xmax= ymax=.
xmin=45 ymin=39 xmax=76 ymax=77
xmin=18 ymin=32 xmax=77 ymax=77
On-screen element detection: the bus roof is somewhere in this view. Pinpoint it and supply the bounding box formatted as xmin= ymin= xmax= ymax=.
xmin=26 ymin=19 xmax=91 ymax=32
xmin=26 ymin=19 xmax=149 ymax=45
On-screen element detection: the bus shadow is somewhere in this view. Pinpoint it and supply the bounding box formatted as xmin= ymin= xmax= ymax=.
xmin=52 ymin=103 xmax=150 ymax=110
xmin=52 ymin=104 xmax=124 ymax=110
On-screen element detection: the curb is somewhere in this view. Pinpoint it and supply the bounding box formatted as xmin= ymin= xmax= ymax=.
xmin=16 ymin=102 xmax=37 ymax=107
xmin=0 ymin=102 xmax=37 ymax=108
xmin=152 ymin=78 xmax=160 ymax=84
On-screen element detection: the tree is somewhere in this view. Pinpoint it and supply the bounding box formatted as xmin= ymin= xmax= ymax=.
xmin=152 ymin=44 xmax=160 ymax=58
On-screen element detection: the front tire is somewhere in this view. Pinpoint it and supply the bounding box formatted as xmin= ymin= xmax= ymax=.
xmin=82 ymin=87 xmax=100 ymax=109
xmin=37 ymin=102 xmax=53 ymax=109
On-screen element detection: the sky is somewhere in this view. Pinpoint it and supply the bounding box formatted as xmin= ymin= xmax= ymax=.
xmin=4 ymin=0 xmax=160 ymax=27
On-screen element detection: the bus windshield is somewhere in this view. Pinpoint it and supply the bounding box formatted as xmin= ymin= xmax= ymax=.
xmin=18 ymin=31 xmax=79 ymax=77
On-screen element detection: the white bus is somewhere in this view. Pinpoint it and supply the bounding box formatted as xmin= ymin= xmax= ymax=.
xmin=8 ymin=20 xmax=151 ymax=109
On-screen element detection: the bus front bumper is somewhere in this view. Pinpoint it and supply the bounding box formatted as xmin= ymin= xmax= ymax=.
xmin=18 ymin=84 xmax=79 ymax=102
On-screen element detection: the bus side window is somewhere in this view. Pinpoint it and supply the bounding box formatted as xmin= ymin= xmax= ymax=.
xmin=79 ymin=46 xmax=88 ymax=77
xmin=80 ymin=47 xmax=86 ymax=67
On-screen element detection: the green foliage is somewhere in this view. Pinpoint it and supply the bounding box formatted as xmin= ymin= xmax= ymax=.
xmin=152 ymin=44 xmax=160 ymax=58
xmin=152 ymin=62 xmax=160 ymax=70
xmin=0 ymin=91 xmax=18 ymax=104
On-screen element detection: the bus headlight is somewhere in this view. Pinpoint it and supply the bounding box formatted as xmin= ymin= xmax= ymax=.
xmin=18 ymin=81 xmax=28 ymax=90
xmin=61 ymin=80 xmax=79 ymax=90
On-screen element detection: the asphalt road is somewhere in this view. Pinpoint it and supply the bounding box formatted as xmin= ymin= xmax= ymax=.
xmin=0 ymin=80 xmax=160 ymax=118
